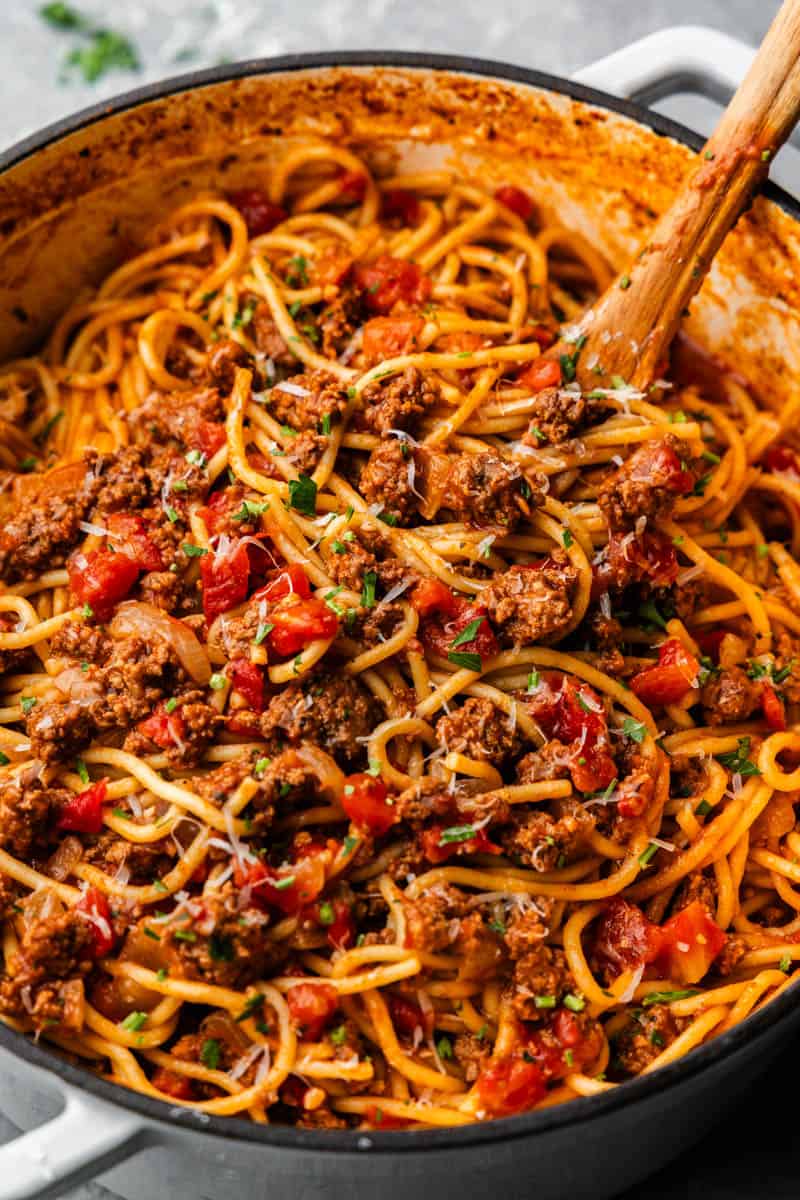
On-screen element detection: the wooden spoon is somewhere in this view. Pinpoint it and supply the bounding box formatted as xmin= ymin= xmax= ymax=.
xmin=552 ymin=0 xmax=800 ymax=390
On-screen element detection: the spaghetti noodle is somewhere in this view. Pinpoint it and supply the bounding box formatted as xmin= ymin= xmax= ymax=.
xmin=0 ymin=150 xmax=799 ymax=1129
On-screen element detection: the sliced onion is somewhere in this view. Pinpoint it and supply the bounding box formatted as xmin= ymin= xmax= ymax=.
xmin=111 ymin=601 xmax=211 ymax=685
xmin=46 ymin=836 xmax=83 ymax=882
xmin=293 ymin=742 xmax=345 ymax=802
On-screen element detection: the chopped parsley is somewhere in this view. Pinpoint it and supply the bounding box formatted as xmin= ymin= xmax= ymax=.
xmin=488 ymin=918 xmax=506 ymax=935
xmin=438 ymin=823 xmax=480 ymax=846
xmin=343 ymin=835 xmax=360 ymax=855
xmin=0 ymin=752 xmax=9 ymax=766
xmin=695 ymin=799 xmax=712 ymax=817
xmin=164 ymin=697 xmax=178 ymax=714
xmin=534 ymin=995 xmax=556 ymax=1009
xmin=273 ymin=875 xmax=296 ymax=891
xmin=716 ymin=736 xmax=761 ymax=777
xmin=75 ymin=757 xmax=90 ymax=784
xmin=436 ymin=1036 xmax=453 ymax=1060
xmin=288 ymin=474 xmax=317 ymax=517
xmin=638 ymin=842 xmax=658 ymax=867
xmin=173 ymin=930 xmax=197 ymax=943
xmin=253 ymin=757 xmax=271 ymax=776
xmin=209 ymin=673 xmax=226 ymax=690
xmin=20 ymin=697 xmax=37 ymax=715
xmin=200 ymin=1038 xmax=221 ymax=1070
xmin=527 ymin=669 xmax=540 ymax=692
xmin=164 ymin=504 xmax=179 ymax=523
xmin=619 ymin=274 xmax=631 ymax=290
xmin=182 ymin=543 xmax=208 ymax=557
xmin=81 ymin=602 xmax=94 ymax=619
xmin=254 ymin=622 xmax=274 ymax=645
xmin=638 ymin=598 xmax=668 ymax=630
xmin=562 ymin=529 xmax=573 ymax=549
xmin=622 ymin=717 xmax=647 ymax=744
xmin=563 ymin=993 xmax=585 ymax=1012
xmin=330 ymin=1025 xmax=347 ymax=1045
xmin=450 ymin=618 xmax=483 ymax=649
xmin=366 ymin=760 xmax=382 ymax=777
xmin=235 ymin=993 xmax=265 ymax=1022
xmin=559 ymin=334 xmax=587 ymax=383
xmin=232 ymin=499 xmax=269 ymax=522
xmin=232 ymin=300 xmax=256 ymax=330
xmin=286 ymin=255 xmax=309 ymax=287
xmin=119 ymin=1011 xmax=148 ymax=1032
xmin=62 ymin=25 xmax=140 ymax=84
xmin=40 ymin=2 xmax=84 ymax=27
xmin=447 ymin=650 xmax=482 ymax=672
xmin=642 ymin=989 xmax=698 ymax=1006
xmin=318 ymin=901 xmax=335 ymax=925
xmin=320 ymin=413 xmax=332 ymax=436
xmin=360 ymin=571 xmax=377 ymax=609
xmin=780 ymin=953 xmax=792 ymax=973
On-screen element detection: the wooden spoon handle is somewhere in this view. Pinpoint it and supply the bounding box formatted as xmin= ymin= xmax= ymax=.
xmin=567 ymin=0 xmax=800 ymax=390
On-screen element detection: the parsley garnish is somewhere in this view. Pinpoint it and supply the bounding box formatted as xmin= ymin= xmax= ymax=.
xmin=232 ymin=499 xmax=269 ymax=522
xmin=534 ymin=995 xmax=556 ymax=1009
xmin=63 ymin=27 xmax=140 ymax=84
xmin=21 ymin=697 xmax=37 ymax=715
xmin=622 ymin=717 xmax=647 ymax=744
xmin=527 ymin=668 xmax=540 ymax=692
xmin=120 ymin=1011 xmax=148 ymax=1032
xmin=436 ymin=1036 xmax=453 ymax=1060
xmin=330 ymin=1025 xmax=347 ymax=1045
xmin=288 ymin=474 xmax=317 ymax=516
xmin=716 ymin=736 xmax=761 ymax=777
xmin=318 ymin=901 xmax=335 ymax=925
xmin=0 ymin=752 xmax=9 ymax=766
xmin=562 ymin=529 xmax=573 ymax=549
xmin=254 ymin=622 xmax=274 ymax=645
xmin=559 ymin=334 xmax=587 ymax=383
xmin=286 ymin=255 xmax=309 ymax=287
xmin=780 ymin=953 xmax=792 ymax=973
xmin=200 ymin=1038 xmax=221 ymax=1070
xmin=235 ymin=994 xmax=265 ymax=1022
xmin=75 ymin=757 xmax=90 ymax=784
xmin=642 ymin=989 xmax=698 ymax=1006
xmin=438 ymin=823 xmax=480 ymax=845
xmin=450 ymin=618 xmax=483 ymax=649
xmin=182 ymin=542 xmax=207 ymax=557
xmin=563 ymin=993 xmax=585 ymax=1012
xmin=273 ymin=875 xmax=296 ymax=891
xmin=638 ymin=598 xmax=668 ymax=630
xmin=209 ymin=673 xmax=226 ymax=690
xmin=447 ymin=650 xmax=482 ymax=672
xmin=232 ymin=300 xmax=256 ymax=330
xmin=638 ymin=842 xmax=658 ymax=866
xmin=360 ymin=571 xmax=377 ymax=609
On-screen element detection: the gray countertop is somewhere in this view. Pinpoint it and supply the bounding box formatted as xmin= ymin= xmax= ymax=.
xmin=0 ymin=1 xmax=788 ymax=1198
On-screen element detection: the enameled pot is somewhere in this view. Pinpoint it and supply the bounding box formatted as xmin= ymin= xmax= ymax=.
xmin=1 ymin=30 xmax=799 ymax=1200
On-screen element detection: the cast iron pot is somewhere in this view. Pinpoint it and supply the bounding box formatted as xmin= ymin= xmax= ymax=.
xmin=1 ymin=31 xmax=799 ymax=1200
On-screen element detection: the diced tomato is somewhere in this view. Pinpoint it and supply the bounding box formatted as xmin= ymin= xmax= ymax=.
xmin=322 ymin=897 xmax=355 ymax=951
xmin=593 ymin=530 xmax=679 ymax=596
xmin=200 ymin=540 xmax=251 ymax=622
xmin=138 ymin=701 xmax=187 ymax=750
xmin=419 ymin=595 xmax=499 ymax=664
xmin=341 ymin=773 xmax=396 ymax=836
xmin=524 ymin=1010 xmax=601 ymax=1081
xmin=338 ymin=171 xmax=367 ymax=201
xmin=106 ymin=513 xmax=164 ymax=573
xmin=630 ymin=638 xmax=700 ymax=708
xmin=381 ymin=189 xmax=421 ymax=225
xmin=526 ymin=324 xmax=558 ymax=349
xmin=363 ymin=1106 xmax=412 ymax=1130
xmin=420 ymin=822 xmax=501 ymax=864
xmin=68 ymin=549 xmax=140 ymax=621
xmin=476 ymin=1054 xmax=546 ymax=1117
xmin=230 ymin=658 xmax=265 ymax=712
xmin=410 ymin=577 xmax=457 ymax=618
xmin=626 ymin=439 xmax=695 ymax=496
xmin=287 ymin=982 xmax=338 ymax=1040
xmin=75 ymin=887 xmax=115 ymax=958
xmin=227 ymin=188 xmax=287 ymax=237
xmin=151 ymin=1067 xmax=195 ymax=1100
xmin=235 ymin=854 xmax=327 ymax=915
xmin=266 ymin=598 xmax=338 ymax=658
xmin=253 ymin=563 xmax=311 ymax=604
xmin=191 ymin=419 xmax=227 ymax=460
xmin=765 ymin=444 xmax=800 ymax=477
xmin=695 ymin=629 xmax=726 ymax=663
xmin=57 ymin=778 xmax=108 ymax=834
xmin=362 ymin=315 xmax=424 ymax=361
xmin=525 ymin=673 xmax=617 ymax=793
xmin=762 ymin=682 xmax=787 ymax=731
xmin=653 ymin=900 xmax=726 ymax=984
xmin=199 ymin=488 xmax=240 ymax=535
xmin=593 ymin=898 xmax=663 ymax=978
xmin=495 ymin=185 xmax=535 ymax=222
xmin=518 ymin=358 xmax=562 ymax=392
xmin=314 ymin=249 xmax=354 ymax=288
xmin=389 ymin=994 xmax=430 ymax=1038
xmin=353 ymin=255 xmax=432 ymax=315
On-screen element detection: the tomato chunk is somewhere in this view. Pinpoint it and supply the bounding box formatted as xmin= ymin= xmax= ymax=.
xmin=762 ymin=682 xmax=787 ymax=731
xmin=57 ymin=779 xmax=108 ymax=834
xmin=230 ymin=658 xmax=265 ymax=712
xmin=227 ymin=188 xmax=287 ymax=237
xmin=353 ymin=255 xmax=432 ymax=314
xmin=410 ymin=577 xmax=457 ymax=618
xmin=518 ymin=358 xmax=562 ymax=392
xmin=653 ymin=900 xmax=726 ymax=984
xmin=267 ymin=598 xmax=338 ymax=658
xmin=525 ymin=673 xmax=617 ymax=793
xmin=321 ymin=897 xmax=355 ymax=950
xmin=106 ymin=513 xmax=164 ymax=573
xmin=338 ymin=171 xmax=367 ymax=201
xmin=630 ymin=638 xmax=700 ymax=707
xmin=477 ymin=1054 xmax=546 ymax=1117
xmin=200 ymin=540 xmax=251 ymax=622
xmin=389 ymin=994 xmax=429 ymax=1038
xmin=75 ymin=886 xmax=115 ymax=958
xmin=191 ymin=419 xmax=227 ymax=460
xmin=235 ymin=854 xmax=327 ymax=915
xmin=151 ymin=1067 xmax=195 ymax=1100
xmin=381 ymin=189 xmax=421 ymax=225
xmin=69 ymin=549 xmax=139 ymax=621
xmin=495 ymin=185 xmax=535 ymax=221
xmin=765 ymin=444 xmax=800 ymax=477
xmin=287 ymin=982 xmax=338 ymax=1040
xmin=253 ymin=563 xmax=311 ymax=604
xmin=420 ymin=821 xmax=501 ymax=864
xmin=138 ymin=701 xmax=187 ymax=750
xmin=593 ymin=530 xmax=679 ymax=595
xmin=341 ymin=773 xmax=396 ymax=835
xmin=419 ymin=595 xmax=499 ymax=664
xmin=593 ymin=898 xmax=662 ymax=978
xmin=363 ymin=315 xmax=424 ymax=361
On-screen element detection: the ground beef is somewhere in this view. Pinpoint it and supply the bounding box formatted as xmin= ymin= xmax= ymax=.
xmin=509 ymin=941 xmax=574 ymax=1021
xmin=456 ymin=913 xmax=505 ymax=981
xmin=354 ymin=600 xmax=405 ymax=647
xmin=715 ymin=934 xmax=748 ymax=976
xmin=360 ymin=368 xmax=438 ymax=436
xmin=435 ymin=697 xmax=520 ymax=765
xmin=132 ymin=387 xmax=225 ymax=450
xmin=773 ymin=630 xmax=800 ymax=703
xmin=359 ymin=440 xmax=418 ymax=525
xmin=446 ymin=453 xmax=543 ymax=530
xmin=269 ymin=371 xmax=349 ymax=433
xmin=515 ymin=744 xmax=572 ymax=784
xmin=27 ymin=701 xmax=96 ymax=764
xmin=251 ymin=309 xmax=297 ymax=366
xmin=401 ymin=884 xmax=466 ymax=953
xmin=522 ymin=387 xmax=609 ymax=447
xmin=0 ymin=614 xmax=33 ymax=676
xmin=393 ymin=778 xmax=454 ymax=826
xmin=700 ymin=666 xmax=760 ymax=724
xmin=0 ymin=774 xmax=67 ymax=858
xmin=0 ymin=874 xmax=19 ymax=920
xmin=318 ymin=286 xmax=364 ymax=359
xmin=161 ymin=893 xmax=287 ymax=989
xmin=286 ymin=430 xmax=329 ymax=474
xmin=195 ymin=749 xmax=318 ymax=833
xmin=481 ymin=552 xmax=577 ymax=645
xmin=205 ymin=338 xmax=253 ymax=393
xmin=614 ymin=1004 xmax=680 ymax=1075
xmin=260 ymin=672 xmax=379 ymax=765
xmin=0 ymin=462 xmax=97 ymax=582
xmin=323 ymin=529 xmax=412 ymax=595
xmin=672 ymin=871 xmax=717 ymax=917
xmin=49 ymin=620 xmax=111 ymax=665
xmin=597 ymin=435 xmax=691 ymax=531
xmin=84 ymin=831 xmax=176 ymax=885
xmin=500 ymin=797 xmax=595 ymax=870
xmin=0 ymin=907 xmax=93 ymax=1031
xmin=138 ymin=569 xmax=187 ymax=613
xmin=453 ymin=1033 xmax=490 ymax=1082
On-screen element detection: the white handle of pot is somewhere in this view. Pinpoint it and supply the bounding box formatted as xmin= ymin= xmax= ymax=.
xmin=572 ymin=24 xmax=753 ymax=103
xmin=0 ymin=1076 xmax=143 ymax=1200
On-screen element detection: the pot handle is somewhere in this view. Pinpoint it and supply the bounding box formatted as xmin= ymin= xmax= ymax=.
xmin=572 ymin=24 xmax=752 ymax=104
xmin=0 ymin=1075 xmax=144 ymax=1200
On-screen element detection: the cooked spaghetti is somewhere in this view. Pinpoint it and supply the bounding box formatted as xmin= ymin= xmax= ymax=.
xmin=0 ymin=147 xmax=799 ymax=1129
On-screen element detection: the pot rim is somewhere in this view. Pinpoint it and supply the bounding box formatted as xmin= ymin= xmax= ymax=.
xmin=1 ymin=48 xmax=798 ymax=1152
